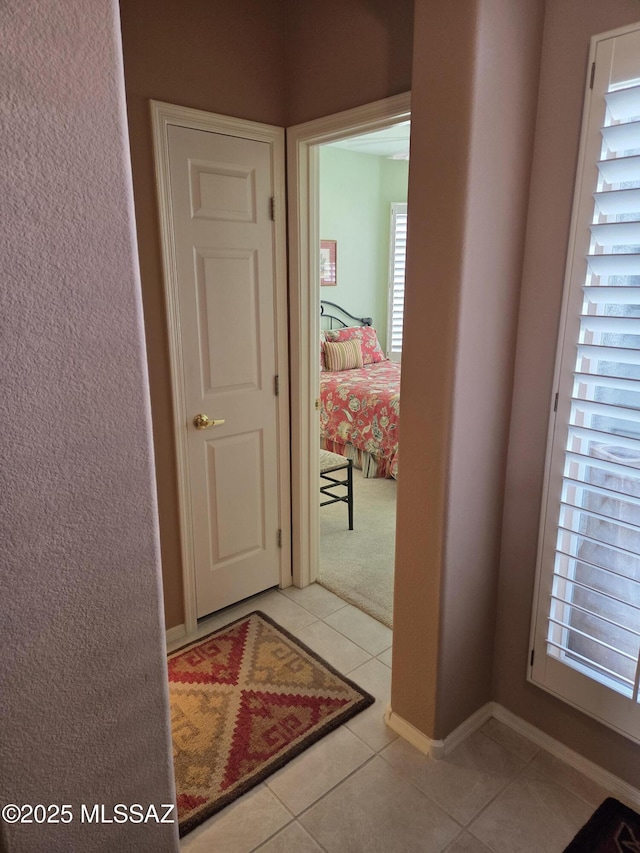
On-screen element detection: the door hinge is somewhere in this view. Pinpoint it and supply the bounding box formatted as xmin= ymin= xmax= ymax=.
xmin=553 ymin=391 xmax=559 ymax=413
xmin=277 ymin=528 xmax=282 ymax=548
xmin=270 ymin=196 xmax=276 ymax=221
xmin=530 ymin=649 xmax=535 ymax=667
xmin=314 ymin=398 xmax=320 ymax=411
xmin=274 ymin=374 xmax=279 ymax=396
xmin=590 ymin=61 xmax=596 ymax=89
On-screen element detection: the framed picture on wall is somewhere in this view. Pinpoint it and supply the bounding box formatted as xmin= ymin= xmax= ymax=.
xmin=320 ymin=240 xmax=337 ymax=286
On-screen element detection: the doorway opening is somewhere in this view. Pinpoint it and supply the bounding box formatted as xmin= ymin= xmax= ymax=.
xmin=287 ymin=92 xmax=411 ymax=631
xmin=316 ymin=124 xmax=409 ymax=628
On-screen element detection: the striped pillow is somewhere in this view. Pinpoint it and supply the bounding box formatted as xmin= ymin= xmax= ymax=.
xmin=324 ymin=325 xmax=386 ymax=364
xmin=323 ymin=339 xmax=364 ymax=371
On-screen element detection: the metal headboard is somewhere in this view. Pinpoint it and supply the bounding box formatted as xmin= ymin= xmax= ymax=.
xmin=320 ymin=300 xmax=372 ymax=329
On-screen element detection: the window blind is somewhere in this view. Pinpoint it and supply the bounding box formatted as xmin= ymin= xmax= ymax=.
xmin=531 ymin=24 xmax=640 ymax=742
xmin=387 ymin=203 xmax=407 ymax=359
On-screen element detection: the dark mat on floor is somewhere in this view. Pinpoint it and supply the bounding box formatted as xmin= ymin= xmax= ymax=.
xmin=563 ymin=797 xmax=640 ymax=852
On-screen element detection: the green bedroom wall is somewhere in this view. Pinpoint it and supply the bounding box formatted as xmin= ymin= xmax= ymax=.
xmin=319 ymin=146 xmax=409 ymax=353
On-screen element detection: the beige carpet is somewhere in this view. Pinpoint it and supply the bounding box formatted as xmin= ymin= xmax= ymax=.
xmin=319 ymin=473 xmax=396 ymax=628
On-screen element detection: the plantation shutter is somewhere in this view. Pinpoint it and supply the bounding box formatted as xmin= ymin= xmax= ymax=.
xmin=387 ymin=203 xmax=407 ymax=360
xmin=530 ymin=23 xmax=640 ymax=742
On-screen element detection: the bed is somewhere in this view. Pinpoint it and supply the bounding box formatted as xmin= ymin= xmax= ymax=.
xmin=319 ymin=301 xmax=400 ymax=479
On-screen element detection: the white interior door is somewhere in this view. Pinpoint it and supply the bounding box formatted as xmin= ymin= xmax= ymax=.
xmin=167 ymin=123 xmax=281 ymax=619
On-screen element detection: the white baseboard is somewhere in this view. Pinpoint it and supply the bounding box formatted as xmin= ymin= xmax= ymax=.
xmin=492 ymin=703 xmax=640 ymax=811
xmin=384 ymin=706 xmax=444 ymax=758
xmin=444 ymin=703 xmax=495 ymax=755
xmin=384 ymin=703 xmax=493 ymax=760
xmin=165 ymin=624 xmax=186 ymax=648
xmin=385 ymin=700 xmax=640 ymax=807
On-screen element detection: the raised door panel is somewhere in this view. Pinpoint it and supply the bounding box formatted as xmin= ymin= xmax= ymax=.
xmin=167 ymin=123 xmax=280 ymax=618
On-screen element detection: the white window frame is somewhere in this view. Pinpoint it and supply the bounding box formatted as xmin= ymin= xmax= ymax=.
xmin=387 ymin=202 xmax=407 ymax=362
xmin=529 ymin=21 xmax=640 ymax=744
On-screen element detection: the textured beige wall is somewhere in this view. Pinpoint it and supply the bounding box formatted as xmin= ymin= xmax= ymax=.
xmin=494 ymin=0 xmax=640 ymax=786
xmin=391 ymin=0 xmax=544 ymax=737
xmin=119 ymin=0 xmax=287 ymax=629
xmin=1 ymin=1 xmax=177 ymax=849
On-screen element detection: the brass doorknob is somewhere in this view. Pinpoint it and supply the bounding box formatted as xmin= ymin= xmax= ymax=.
xmin=193 ymin=414 xmax=225 ymax=430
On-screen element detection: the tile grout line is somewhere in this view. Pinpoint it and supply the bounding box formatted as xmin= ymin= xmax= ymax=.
xmin=286 ymin=587 xmax=592 ymax=824
xmin=278 ymin=586 xmax=394 ymax=658
xmin=441 ymin=826 xmax=472 ymax=853
xmin=246 ymin=788 xmax=307 ymax=853
xmin=189 ymin=588 xmax=610 ymax=853
xmin=183 ymin=587 xmax=390 ymax=852
xmin=465 ymin=732 xmax=608 ymax=853
xmin=455 ymin=725 xmax=545 ymax=843
xmin=462 ymin=751 xmax=536 ymax=852
xmin=259 ymin=712 xmax=393 ymax=840
xmin=251 ymin=817 xmax=333 ymax=853
xmin=374 ymin=745 xmax=468 ymax=831
xmin=278 ymin=593 xmax=350 ymax=622
xmin=286 ymin=619 xmax=383 ymax=678
xmin=288 ymin=753 xmax=381 ymax=823
xmin=480 ymin=724 xmax=609 ymax=810
xmin=373 ymin=729 xmax=539 ymax=842
xmin=345 ymin=713 xmax=398 ymax=753
xmin=277 ymin=586 xmax=348 ymax=615
xmin=265 ymin=587 xmax=396 ymax=841
xmin=519 ymin=758 xmax=608 ymax=810
xmin=479 ymin=726 xmax=542 ymax=766
xmin=320 ymin=617 xmax=393 ymax=657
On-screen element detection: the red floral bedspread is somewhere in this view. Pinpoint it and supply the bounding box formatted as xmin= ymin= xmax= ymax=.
xmin=320 ymin=361 xmax=400 ymax=479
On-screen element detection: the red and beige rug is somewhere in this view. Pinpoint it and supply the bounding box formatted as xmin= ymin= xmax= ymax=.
xmin=564 ymin=797 xmax=640 ymax=852
xmin=168 ymin=611 xmax=374 ymax=837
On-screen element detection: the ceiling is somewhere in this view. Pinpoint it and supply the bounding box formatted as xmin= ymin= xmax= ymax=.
xmin=326 ymin=121 xmax=411 ymax=160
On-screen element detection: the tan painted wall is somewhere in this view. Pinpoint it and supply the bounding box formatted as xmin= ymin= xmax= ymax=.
xmin=119 ymin=0 xmax=287 ymax=628
xmin=285 ymin=0 xmax=414 ymax=125
xmin=438 ymin=0 xmax=546 ymax=733
xmin=119 ymin=0 xmax=640 ymax=787
xmin=120 ymin=0 xmax=414 ymax=629
xmin=391 ymin=0 xmax=478 ymax=738
xmin=495 ymin=0 xmax=640 ymax=786
xmin=391 ymin=0 xmax=544 ymax=737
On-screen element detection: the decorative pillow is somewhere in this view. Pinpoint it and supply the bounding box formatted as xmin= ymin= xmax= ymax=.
xmin=324 ymin=326 xmax=386 ymax=365
xmin=320 ymin=330 xmax=326 ymax=371
xmin=323 ymin=339 xmax=364 ymax=371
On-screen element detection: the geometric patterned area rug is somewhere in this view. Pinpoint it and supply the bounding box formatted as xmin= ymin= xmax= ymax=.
xmin=168 ymin=611 xmax=374 ymax=837
xmin=563 ymin=797 xmax=640 ymax=852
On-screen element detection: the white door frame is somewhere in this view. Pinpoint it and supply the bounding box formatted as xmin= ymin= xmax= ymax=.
xmin=287 ymin=92 xmax=411 ymax=588
xmin=151 ymin=100 xmax=291 ymax=637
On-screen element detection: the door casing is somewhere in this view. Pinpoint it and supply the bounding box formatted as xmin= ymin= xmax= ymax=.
xmin=151 ymin=100 xmax=291 ymax=639
xmin=287 ymin=92 xmax=411 ymax=588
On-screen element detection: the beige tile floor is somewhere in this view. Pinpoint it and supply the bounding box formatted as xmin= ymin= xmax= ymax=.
xmin=177 ymin=584 xmax=610 ymax=853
